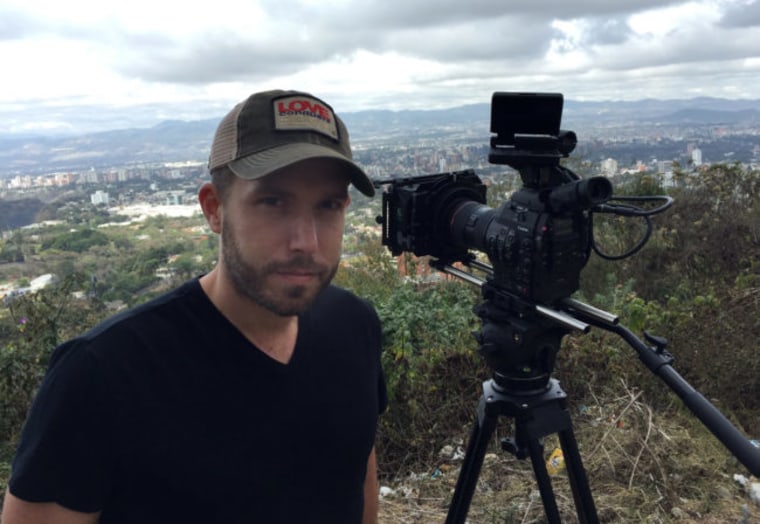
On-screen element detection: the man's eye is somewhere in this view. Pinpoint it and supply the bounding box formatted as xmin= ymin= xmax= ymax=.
xmin=322 ymin=200 xmax=346 ymax=211
xmin=258 ymin=197 xmax=283 ymax=207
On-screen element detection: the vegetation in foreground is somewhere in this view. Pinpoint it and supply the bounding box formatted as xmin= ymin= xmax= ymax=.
xmin=0 ymin=163 xmax=758 ymax=522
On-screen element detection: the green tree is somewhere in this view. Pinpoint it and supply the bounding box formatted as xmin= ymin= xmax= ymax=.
xmin=1 ymin=274 xmax=107 ymax=448
xmin=0 ymin=232 xmax=28 ymax=263
xmin=41 ymin=228 xmax=110 ymax=253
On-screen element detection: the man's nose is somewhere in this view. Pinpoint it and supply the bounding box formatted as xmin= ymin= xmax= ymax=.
xmin=289 ymin=214 xmax=319 ymax=253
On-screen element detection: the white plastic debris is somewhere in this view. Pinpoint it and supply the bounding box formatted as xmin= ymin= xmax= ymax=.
xmin=733 ymin=474 xmax=760 ymax=507
xmin=749 ymin=483 xmax=760 ymax=507
xmin=735 ymin=474 xmax=749 ymax=487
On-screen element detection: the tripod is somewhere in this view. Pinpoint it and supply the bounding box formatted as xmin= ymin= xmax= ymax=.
xmin=447 ymin=378 xmax=597 ymax=523
xmin=441 ymin=277 xmax=599 ymax=523
xmin=435 ymin=262 xmax=760 ymax=524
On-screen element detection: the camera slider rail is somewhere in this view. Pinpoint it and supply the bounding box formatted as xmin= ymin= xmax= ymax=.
xmin=430 ymin=258 xmax=617 ymax=333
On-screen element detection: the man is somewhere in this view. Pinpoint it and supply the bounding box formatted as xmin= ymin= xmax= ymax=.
xmin=2 ymin=90 xmax=386 ymax=523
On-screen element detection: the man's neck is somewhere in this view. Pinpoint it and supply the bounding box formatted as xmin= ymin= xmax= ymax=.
xmin=199 ymin=270 xmax=299 ymax=364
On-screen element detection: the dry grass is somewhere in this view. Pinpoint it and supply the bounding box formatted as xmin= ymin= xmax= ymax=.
xmin=377 ymin=379 xmax=758 ymax=523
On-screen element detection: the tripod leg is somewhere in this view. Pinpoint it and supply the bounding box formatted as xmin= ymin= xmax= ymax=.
xmin=558 ymin=425 xmax=599 ymax=523
xmin=525 ymin=437 xmax=563 ymax=523
xmin=446 ymin=397 xmax=498 ymax=524
xmin=514 ymin=386 xmax=599 ymax=524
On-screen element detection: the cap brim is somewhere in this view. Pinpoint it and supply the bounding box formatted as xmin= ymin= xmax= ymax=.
xmin=229 ymin=143 xmax=375 ymax=197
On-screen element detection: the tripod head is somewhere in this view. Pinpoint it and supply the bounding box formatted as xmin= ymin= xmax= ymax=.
xmin=472 ymin=284 xmax=567 ymax=393
xmin=430 ymin=258 xmax=600 ymax=393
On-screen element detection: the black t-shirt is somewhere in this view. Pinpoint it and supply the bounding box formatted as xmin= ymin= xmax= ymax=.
xmin=10 ymin=280 xmax=386 ymax=523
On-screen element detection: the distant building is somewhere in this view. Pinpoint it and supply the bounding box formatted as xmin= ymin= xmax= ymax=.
xmin=91 ymin=190 xmax=110 ymax=205
xmin=600 ymin=158 xmax=618 ymax=176
xmin=691 ymin=148 xmax=703 ymax=166
xmin=165 ymin=191 xmax=186 ymax=205
xmin=9 ymin=175 xmax=33 ymax=188
xmin=3 ymin=274 xmax=60 ymax=303
xmin=30 ymin=274 xmax=59 ymax=291
xmin=657 ymin=160 xmax=674 ymax=174
xmin=79 ymin=170 xmax=99 ymax=184
xmin=54 ymin=173 xmax=76 ymax=186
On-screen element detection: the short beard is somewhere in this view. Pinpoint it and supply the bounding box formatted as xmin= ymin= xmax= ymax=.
xmin=221 ymin=220 xmax=337 ymax=316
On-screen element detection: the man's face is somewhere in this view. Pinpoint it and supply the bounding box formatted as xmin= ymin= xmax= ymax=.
xmin=220 ymin=158 xmax=351 ymax=316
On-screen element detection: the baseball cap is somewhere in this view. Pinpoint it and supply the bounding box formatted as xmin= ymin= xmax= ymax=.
xmin=208 ymin=89 xmax=375 ymax=197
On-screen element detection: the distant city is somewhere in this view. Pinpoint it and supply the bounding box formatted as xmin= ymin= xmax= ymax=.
xmin=0 ymin=97 xmax=758 ymax=201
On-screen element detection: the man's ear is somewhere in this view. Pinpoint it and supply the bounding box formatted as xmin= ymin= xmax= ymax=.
xmin=198 ymin=182 xmax=222 ymax=234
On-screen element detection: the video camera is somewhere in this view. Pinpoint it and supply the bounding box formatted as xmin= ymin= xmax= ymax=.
xmin=375 ymin=92 xmax=672 ymax=388
xmin=376 ymin=93 xmax=612 ymax=305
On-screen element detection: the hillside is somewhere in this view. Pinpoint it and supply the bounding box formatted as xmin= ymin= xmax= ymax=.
xmin=0 ymin=198 xmax=45 ymax=230
xmin=0 ymin=162 xmax=758 ymax=521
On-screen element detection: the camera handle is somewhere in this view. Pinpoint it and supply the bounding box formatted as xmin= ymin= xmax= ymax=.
xmin=565 ymin=302 xmax=760 ymax=477
xmin=434 ymin=260 xmax=760 ymax=523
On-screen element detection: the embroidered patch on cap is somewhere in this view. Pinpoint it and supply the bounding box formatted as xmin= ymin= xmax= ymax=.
xmin=273 ymin=95 xmax=339 ymax=141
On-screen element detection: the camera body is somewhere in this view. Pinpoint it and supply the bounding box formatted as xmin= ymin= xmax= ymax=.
xmin=379 ymin=169 xmax=598 ymax=304
xmin=377 ymin=93 xmax=611 ymax=305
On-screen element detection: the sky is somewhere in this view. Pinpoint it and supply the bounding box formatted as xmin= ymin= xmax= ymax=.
xmin=1 ymin=0 xmax=759 ymax=134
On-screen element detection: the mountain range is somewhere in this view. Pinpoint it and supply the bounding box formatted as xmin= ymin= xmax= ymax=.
xmin=0 ymin=97 xmax=758 ymax=178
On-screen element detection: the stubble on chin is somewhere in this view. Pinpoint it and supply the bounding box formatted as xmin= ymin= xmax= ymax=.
xmin=221 ymin=225 xmax=338 ymax=316
xmin=236 ymin=266 xmax=336 ymax=317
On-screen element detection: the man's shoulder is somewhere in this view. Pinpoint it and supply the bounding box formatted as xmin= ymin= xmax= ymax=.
xmin=308 ymin=286 xmax=380 ymax=335
xmin=86 ymin=279 xmax=204 ymax=337
xmin=315 ymin=285 xmax=373 ymax=311
xmin=53 ymin=279 xmax=206 ymax=364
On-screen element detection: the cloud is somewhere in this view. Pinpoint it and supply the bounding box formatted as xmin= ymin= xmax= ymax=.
xmin=0 ymin=0 xmax=758 ymax=135
xmin=283 ymin=0 xmax=687 ymax=29
xmin=108 ymin=9 xmax=559 ymax=84
xmin=116 ymin=34 xmax=326 ymax=84
xmin=0 ymin=9 xmax=37 ymax=40
xmin=718 ymin=0 xmax=760 ymax=27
